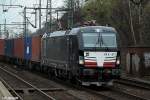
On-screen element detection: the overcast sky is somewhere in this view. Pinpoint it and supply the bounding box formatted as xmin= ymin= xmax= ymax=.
xmin=0 ymin=0 xmax=64 ymax=34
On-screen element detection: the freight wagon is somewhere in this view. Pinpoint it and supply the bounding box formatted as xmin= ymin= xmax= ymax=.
xmin=14 ymin=38 xmax=24 ymax=65
xmin=0 ymin=39 xmax=5 ymax=61
xmin=5 ymin=39 xmax=14 ymax=63
xmin=2 ymin=36 xmax=41 ymax=67
xmin=0 ymin=39 xmax=5 ymax=56
xmin=28 ymin=36 xmax=41 ymax=70
xmin=14 ymin=36 xmax=41 ymax=68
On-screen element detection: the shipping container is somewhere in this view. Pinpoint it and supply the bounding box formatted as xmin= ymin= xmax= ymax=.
xmin=0 ymin=39 xmax=5 ymax=56
xmin=24 ymin=37 xmax=32 ymax=60
xmin=31 ymin=36 xmax=41 ymax=62
xmin=5 ymin=39 xmax=14 ymax=57
xmin=14 ymin=38 xmax=24 ymax=59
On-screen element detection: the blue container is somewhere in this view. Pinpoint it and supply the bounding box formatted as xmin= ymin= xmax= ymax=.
xmin=5 ymin=39 xmax=14 ymax=57
xmin=24 ymin=37 xmax=32 ymax=60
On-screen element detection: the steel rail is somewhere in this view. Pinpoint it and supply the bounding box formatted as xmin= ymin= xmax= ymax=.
xmin=108 ymin=86 xmax=150 ymax=100
xmin=0 ymin=66 xmax=56 ymax=100
xmin=0 ymin=77 xmax=23 ymax=100
xmin=2 ymin=63 xmax=146 ymax=100
xmin=55 ymin=77 xmax=149 ymax=100
xmin=114 ymin=77 xmax=150 ymax=90
xmin=53 ymin=78 xmax=116 ymax=100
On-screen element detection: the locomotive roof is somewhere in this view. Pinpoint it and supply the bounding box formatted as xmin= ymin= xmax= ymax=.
xmin=42 ymin=31 xmax=67 ymax=38
xmin=42 ymin=26 xmax=117 ymax=38
xmin=69 ymin=26 xmax=117 ymax=35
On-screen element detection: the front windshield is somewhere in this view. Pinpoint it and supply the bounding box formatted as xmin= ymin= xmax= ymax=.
xmin=82 ymin=32 xmax=117 ymax=48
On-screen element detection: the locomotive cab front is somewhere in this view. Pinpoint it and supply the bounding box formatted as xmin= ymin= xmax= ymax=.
xmin=75 ymin=26 xmax=120 ymax=86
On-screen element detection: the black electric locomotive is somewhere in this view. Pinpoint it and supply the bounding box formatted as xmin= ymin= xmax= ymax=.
xmin=41 ymin=26 xmax=120 ymax=86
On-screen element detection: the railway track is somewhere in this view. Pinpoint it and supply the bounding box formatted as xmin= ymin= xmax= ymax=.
xmin=82 ymin=84 xmax=150 ymax=100
xmin=0 ymin=65 xmax=56 ymax=100
xmin=110 ymin=77 xmax=150 ymax=100
xmin=47 ymin=74 xmax=150 ymax=100
xmin=1 ymin=63 xmax=150 ymax=100
xmin=115 ymin=77 xmax=150 ymax=90
xmin=107 ymin=86 xmax=150 ymax=100
xmin=0 ymin=63 xmax=113 ymax=100
xmin=0 ymin=76 xmax=23 ymax=100
xmin=52 ymin=74 xmax=150 ymax=100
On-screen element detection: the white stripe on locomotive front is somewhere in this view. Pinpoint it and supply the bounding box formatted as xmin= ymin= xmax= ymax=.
xmin=84 ymin=52 xmax=117 ymax=67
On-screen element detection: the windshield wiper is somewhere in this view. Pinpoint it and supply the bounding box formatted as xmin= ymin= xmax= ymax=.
xmin=93 ymin=33 xmax=101 ymax=50
xmin=93 ymin=33 xmax=110 ymax=51
xmin=100 ymin=35 xmax=109 ymax=51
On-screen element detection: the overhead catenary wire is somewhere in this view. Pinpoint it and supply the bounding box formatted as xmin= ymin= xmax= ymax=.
xmin=0 ymin=0 xmax=65 ymax=36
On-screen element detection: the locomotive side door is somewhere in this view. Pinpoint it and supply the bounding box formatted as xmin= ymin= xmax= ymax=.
xmin=67 ymin=35 xmax=78 ymax=77
xmin=67 ymin=35 xmax=73 ymax=69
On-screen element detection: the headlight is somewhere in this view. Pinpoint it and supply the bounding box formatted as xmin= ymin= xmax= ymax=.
xmin=79 ymin=56 xmax=84 ymax=65
xmin=116 ymin=59 xmax=120 ymax=65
